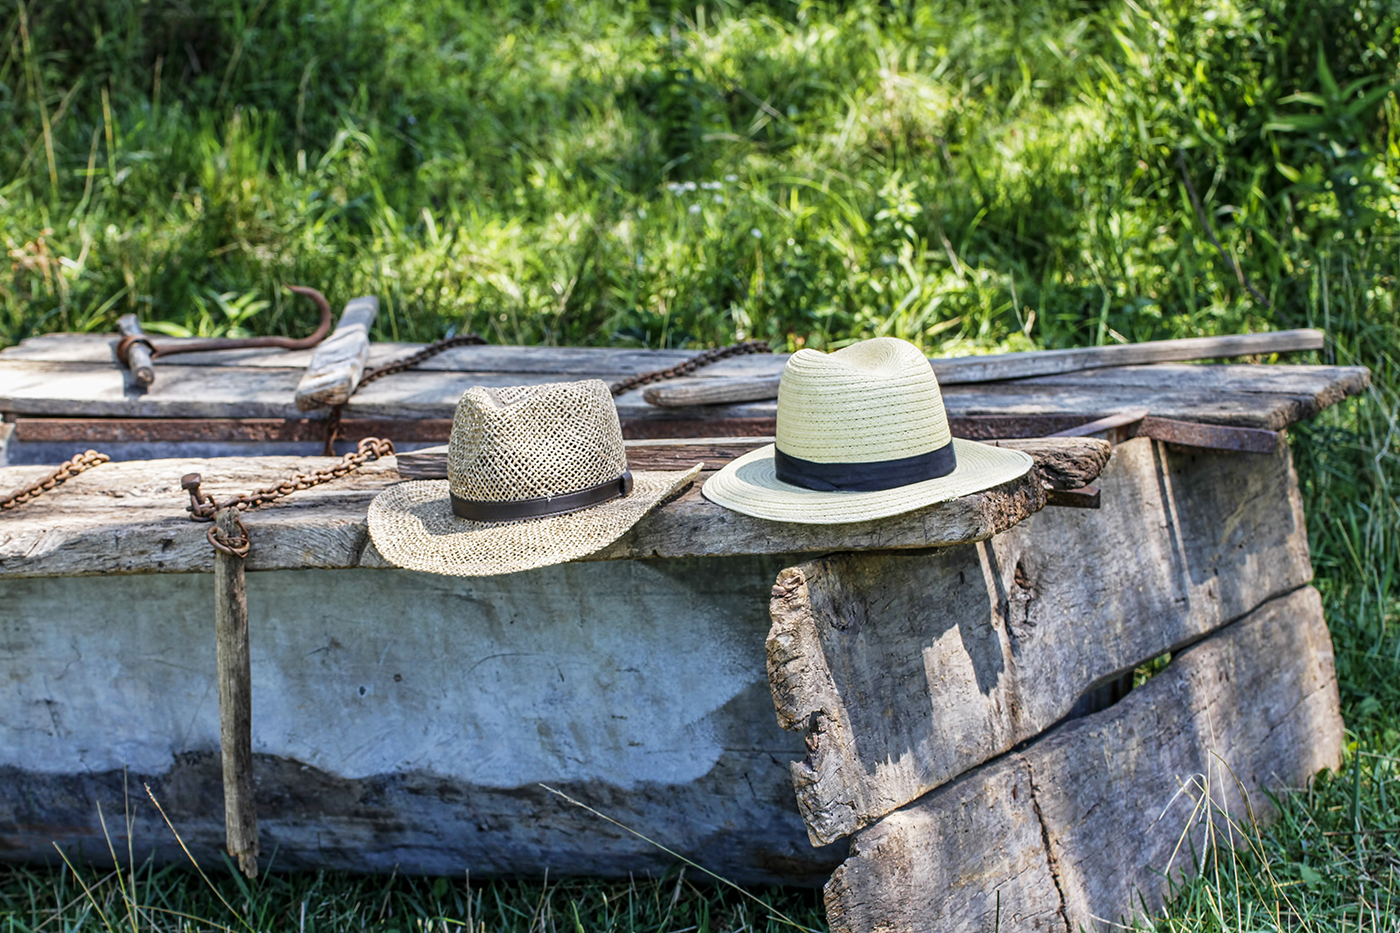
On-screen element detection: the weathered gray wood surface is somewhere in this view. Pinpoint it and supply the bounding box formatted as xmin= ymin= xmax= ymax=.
xmin=1 ymin=557 xmax=841 ymax=883
xmin=0 ymin=360 xmax=1364 ymax=429
xmin=767 ymin=436 xmax=1313 ymax=845
xmin=824 ymin=586 xmax=1343 ymax=933
xmin=294 ymin=296 xmax=377 ymax=410
xmin=643 ymin=330 xmax=1326 ymax=405
xmin=987 ymin=437 xmax=1111 ymax=488
xmin=396 ymin=436 xmax=1110 ymax=489
xmin=213 ymin=508 xmax=259 ymax=877
xmin=0 ymin=455 xmax=1046 ymax=578
xmin=0 ymin=332 xmax=1367 ymax=432
xmin=645 ymin=375 xmax=783 ymax=407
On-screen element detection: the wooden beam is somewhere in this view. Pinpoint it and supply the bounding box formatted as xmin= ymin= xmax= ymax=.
xmin=0 ymin=361 xmax=1368 ymax=434
xmin=933 ymin=328 xmax=1326 ymax=382
xmin=0 ymin=455 xmax=1049 ymax=578
xmin=823 ymin=586 xmax=1343 ymax=933
xmin=213 ymin=508 xmax=258 ymax=878
xmin=1134 ymin=416 xmax=1279 ymax=454
xmin=766 ymin=436 xmax=1314 ymax=845
xmin=294 ymin=297 xmax=378 ymax=411
xmin=644 ymin=375 xmax=781 ymax=407
xmin=641 ymin=330 xmax=1328 ymax=406
xmin=395 ymin=436 xmax=1110 ymax=488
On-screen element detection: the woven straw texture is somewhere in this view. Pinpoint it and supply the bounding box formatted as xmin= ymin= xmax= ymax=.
xmin=368 ymin=466 xmax=700 ymax=576
xmin=777 ymin=337 xmax=951 ymax=463
xmin=448 ymin=381 xmax=627 ymax=502
xmin=368 ymin=379 xmax=701 ymax=576
xmin=702 ymin=337 xmax=1032 ymax=524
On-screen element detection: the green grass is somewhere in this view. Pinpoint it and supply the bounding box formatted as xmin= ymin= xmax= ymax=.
xmin=2 ymin=0 xmax=1399 ymax=929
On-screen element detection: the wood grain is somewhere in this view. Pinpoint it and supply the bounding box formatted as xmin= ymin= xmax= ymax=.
xmin=0 ymin=353 xmax=1368 ymax=433
xmin=644 ymin=375 xmax=782 ymax=407
xmin=767 ymin=436 xmax=1314 ymax=844
xmin=824 ymin=586 xmax=1343 ymax=933
xmin=985 ymin=437 xmax=1111 ymax=489
xmin=213 ymin=509 xmax=258 ymax=878
xmin=395 ymin=436 xmax=1110 ymax=489
xmin=0 ymin=455 xmax=1047 ymax=578
xmin=641 ymin=331 xmax=1327 ymax=406
xmin=294 ymin=296 xmax=377 ymax=411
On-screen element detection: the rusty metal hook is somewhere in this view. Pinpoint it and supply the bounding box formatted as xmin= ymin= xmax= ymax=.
xmin=116 ymin=285 xmax=334 ymax=386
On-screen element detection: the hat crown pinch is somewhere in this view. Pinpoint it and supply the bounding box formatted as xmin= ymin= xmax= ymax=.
xmin=447 ymin=380 xmax=627 ymax=503
xmin=776 ymin=337 xmax=952 ymax=465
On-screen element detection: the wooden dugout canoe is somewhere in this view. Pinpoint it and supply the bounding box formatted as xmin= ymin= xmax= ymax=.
xmin=0 ymin=333 xmax=1369 ymax=921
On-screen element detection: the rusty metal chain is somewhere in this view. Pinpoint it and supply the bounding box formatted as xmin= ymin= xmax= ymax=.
xmin=359 ymin=333 xmax=490 ymax=388
xmin=181 ymin=331 xmax=766 ymax=553
xmin=0 ymin=449 xmax=110 ymax=511
xmin=608 ymin=340 xmax=771 ymax=397
xmin=322 ymin=333 xmax=489 ymax=454
xmin=323 ymin=334 xmax=769 ymax=452
xmin=181 ymin=437 xmax=396 ymax=556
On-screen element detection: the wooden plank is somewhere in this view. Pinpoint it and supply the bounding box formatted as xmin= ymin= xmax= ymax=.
xmin=396 ymin=436 xmax=1110 ymax=490
xmin=294 ymin=297 xmax=377 ymax=411
xmin=0 ymin=556 xmax=839 ymax=883
xmin=0 ymin=360 xmax=1366 ymax=432
xmin=1135 ymin=416 xmax=1278 ymax=453
xmin=824 ymin=586 xmax=1343 ymax=933
xmin=1021 ymin=360 xmax=1370 ymax=403
xmin=213 ymin=509 xmax=259 ymax=878
xmin=641 ymin=331 xmax=1329 ymax=405
xmin=932 ymin=328 xmax=1327 ymax=381
xmin=1047 ymin=410 xmax=1281 ymax=454
xmin=766 ymin=435 xmax=1314 ymax=845
xmin=0 ymin=454 xmax=1047 ymax=578
xmin=0 ymin=334 xmax=789 ymax=378
xmin=644 ymin=375 xmax=782 ymax=407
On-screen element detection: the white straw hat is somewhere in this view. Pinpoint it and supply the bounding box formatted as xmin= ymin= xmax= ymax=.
xmin=701 ymin=337 xmax=1032 ymax=524
xmin=369 ymin=380 xmax=700 ymax=576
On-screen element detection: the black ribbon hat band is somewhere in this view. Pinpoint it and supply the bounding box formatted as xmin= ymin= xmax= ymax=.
xmin=452 ymin=470 xmax=634 ymax=522
xmin=773 ymin=443 xmax=957 ymax=492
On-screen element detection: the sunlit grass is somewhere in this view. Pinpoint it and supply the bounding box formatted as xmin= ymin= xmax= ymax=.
xmin=2 ymin=0 xmax=1399 ymax=929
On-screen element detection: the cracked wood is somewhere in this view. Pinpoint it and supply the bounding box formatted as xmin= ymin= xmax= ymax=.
xmin=767 ymin=435 xmax=1313 ymax=845
xmin=823 ymin=586 xmax=1343 ymax=933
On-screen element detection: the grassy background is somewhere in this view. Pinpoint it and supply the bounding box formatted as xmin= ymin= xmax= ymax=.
xmin=2 ymin=0 xmax=1399 ymax=928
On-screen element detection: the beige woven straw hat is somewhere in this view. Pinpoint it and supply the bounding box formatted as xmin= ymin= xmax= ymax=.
xmin=702 ymin=337 xmax=1032 ymax=524
xmin=369 ymin=379 xmax=700 ymax=576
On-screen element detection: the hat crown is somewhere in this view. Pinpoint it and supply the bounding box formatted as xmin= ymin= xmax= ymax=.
xmin=447 ymin=380 xmax=627 ymax=503
xmin=776 ymin=337 xmax=951 ymax=464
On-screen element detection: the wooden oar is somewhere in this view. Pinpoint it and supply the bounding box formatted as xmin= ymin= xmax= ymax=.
xmin=294 ymin=296 xmax=379 ymax=411
xmin=642 ymin=328 xmax=1325 ymax=407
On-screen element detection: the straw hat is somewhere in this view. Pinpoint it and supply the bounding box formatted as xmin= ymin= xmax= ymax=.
xmin=701 ymin=337 xmax=1032 ymax=523
xmin=369 ymin=380 xmax=700 ymax=576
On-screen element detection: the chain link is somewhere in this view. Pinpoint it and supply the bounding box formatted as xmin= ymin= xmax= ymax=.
xmin=182 ymin=437 xmax=396 ymax=556
xmin=183 ymin=332 xmax=769 ymax=555
xmin=607 ymin=340 xmax=771 ymax=398
xmin=322 ymin=333 xmax=489 ymax=454
xmin=0 ymin=449 xmax=110 ymax=511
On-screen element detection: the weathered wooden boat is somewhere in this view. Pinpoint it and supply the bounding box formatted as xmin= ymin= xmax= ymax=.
xmin=0 ymin=315 xmax=1371 ymax=928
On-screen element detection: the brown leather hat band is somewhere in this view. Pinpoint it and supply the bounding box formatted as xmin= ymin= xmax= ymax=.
xmin=450 ymin=470 xmax=634 ymax=522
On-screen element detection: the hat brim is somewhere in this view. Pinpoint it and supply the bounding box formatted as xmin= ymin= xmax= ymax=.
xmin=368 ymin=465 xmax=702 ymax=576
xmin=700 ymin=439 xmax=1032 ymax=524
